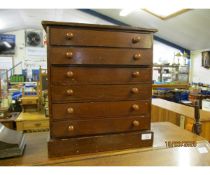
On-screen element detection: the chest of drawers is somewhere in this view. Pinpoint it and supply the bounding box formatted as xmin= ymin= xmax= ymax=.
xmin=42 ymin=21 xmax=157 ymax=157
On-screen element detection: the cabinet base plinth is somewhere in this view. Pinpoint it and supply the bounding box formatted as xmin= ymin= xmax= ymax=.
xmin=48 ymin=130 xmax=153 ymax=157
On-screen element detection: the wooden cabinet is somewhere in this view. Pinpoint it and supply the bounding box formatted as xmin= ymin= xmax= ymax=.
xmin=43 ymin=21 xmax=157 ymax=157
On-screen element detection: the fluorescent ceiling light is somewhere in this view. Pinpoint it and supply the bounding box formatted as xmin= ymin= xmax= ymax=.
xmin=144 ymin=8 xmax=189 ymax=20
xmin=3 ymin=41 xmax=12 ymax=48
xmin=119 ymin=9 xmax=137 ymax=17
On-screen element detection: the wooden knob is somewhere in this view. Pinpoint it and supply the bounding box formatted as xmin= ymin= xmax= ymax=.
xmin=132 ymin=104 xmax=139 ymax=111
xmin=133 ymin=120 xmax=140 ymax=127
xmin=66 ymin=71 xmax=74 ymax=78
xmin=132 ymin=71 xmax=140 ymax=77
xmin=66 ymin=32 xmax=74 ymax=40
xmin=67 ymin=107 xmax=74 ymax=114
xmin=133 ymin=53 xmax=141 ymax=60
xmin=66 ymin=89 xmax=74 ymax=95
xmin=131 ymin=88 xmax=139 ymax=94
xmin=68 ymin=125 xmax=74 ymax=131
xmin=132 ymin=36 xmax=141 ymax=43
xmin=66 ymin=52 xmax=73 ymax=58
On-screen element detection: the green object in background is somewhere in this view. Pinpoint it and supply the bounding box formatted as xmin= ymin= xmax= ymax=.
xmin=20 ymin=76 xmax=24 ymax=82
xmin=14 ymin=75 xmax=18 ymax=82
xmin=10 ymin=75 xmax=25 ymax=82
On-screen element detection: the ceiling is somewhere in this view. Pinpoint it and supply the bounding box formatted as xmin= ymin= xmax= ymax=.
xmin=94 ymin=9 xmax=210 ymax=51
xmin=0 ymin=9 xmax=210 ymax=51
xmin=0 ymin=9 xmax=112 ymax=32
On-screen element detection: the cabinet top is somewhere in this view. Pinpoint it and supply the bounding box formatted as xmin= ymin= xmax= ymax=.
xmin=42 ymin=21 xmax=157 ymax=33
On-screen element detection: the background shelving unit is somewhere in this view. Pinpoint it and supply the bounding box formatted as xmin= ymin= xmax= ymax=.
xmin=153 ymin=64 xmax=189 ymax=84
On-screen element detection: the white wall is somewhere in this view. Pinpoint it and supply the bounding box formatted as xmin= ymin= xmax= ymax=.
xmin=5 ymin=29 xmax=48 ymax=74
xmin=4 ymin=30 xmax=25 ymax=74
xmin=190 ymin=50 xmax=210 ymax=84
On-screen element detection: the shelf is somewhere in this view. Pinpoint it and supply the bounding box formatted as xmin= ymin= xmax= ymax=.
xmin=152 ymin=84 xmax=189 ymax=89
xmin=153 ymin=64 xmax=189 ymax=84
xmin=153 ymin=64 xmax=189 ymax=68
xmin=10 ymin=82 xmax=37 ymax=85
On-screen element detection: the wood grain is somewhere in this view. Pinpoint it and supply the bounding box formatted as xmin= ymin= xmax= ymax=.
xmin=16 ymin=112 xmax=49 ymax=131
xmin=152 ymin=98 xmax=194 ymax=118
xmin=49 ymin=130 xmax=153 ymax=157
xmin=50 ymin=28 xmax=153 ymax=48
xmin=51 ymin=67 xmax=152 ymax=85
xmin=51 ymin=115 xmax=150 ymax=138
xmin=42 ymin=21 xmax=157 ymax=33
xmin=50 ymin=47 xmax=152 ymax=65
xmin=52 ymin=100 xmax=150 ymax=120
xmin=51 ymin=84 xmax=152 ymax=102
xmin=151 ymin=103 xmax=180 ymax=126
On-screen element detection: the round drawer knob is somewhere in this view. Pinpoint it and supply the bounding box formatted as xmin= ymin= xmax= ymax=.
xmin=67 ymin=107 xmax=74 ymax=114
xmin=131 ymin=88 xmax=139 ymax=94
xmin=132 ymin=36 xmax=141 ymax=43
xmin=132 ymin=71 xmax=140 ymax=77
xmin=133 ymin=120 xmax=140 ymax=127
xmin=132 ymin=104 xmax=139 ymax=111
xmin=66 ymin=89 xmax=74 ymax=95
xmin=66 ymin=52 xmax=73 ymax=58
xmin=68 ymin=125 xmax=74 ymax=131
xmin=133 ymin=53 xmax=141 ymax=60
xmin=66 ymin=32 xmax=74 ymax=40
xmin=66 ymin=71 xmax=74 ymax=78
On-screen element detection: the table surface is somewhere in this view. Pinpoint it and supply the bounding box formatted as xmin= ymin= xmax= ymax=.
xmin=0 ymin=112 xmax=20 ymax=122
xmin=0 ymin=122 xmax=209 ymax=166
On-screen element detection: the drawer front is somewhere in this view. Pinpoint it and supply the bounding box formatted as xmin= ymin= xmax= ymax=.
xmin=23 ymin=120 xmax=49 ymax=130
xmin=50 ymin=28 xmax=152 ymax=48
xmin=22 ymin=100 xmax=37 ymax=105
xmin=51 ymin=116 xmax=150 ymax=138
xmin=52 ymin=100 xmax=150 ymax=120
xmin=50 ymin=47 xmax=152 ymax=65
xmin=51 ymin=67 xmax=152 ymax=85
xmin=51 ymin=84 xmax=152 ymax=102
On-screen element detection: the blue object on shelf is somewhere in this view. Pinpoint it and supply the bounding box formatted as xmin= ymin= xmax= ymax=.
xmin=32 ymin=69 xmax=39 ymax=81
xmin=173 ymin=91 xmax=189 ymax=103
xmin=12 ymin=91 xmax=22 ymax=100
xmin=25 ymin=84 xmax=36 ymax=88
xmin=156 ymin=88 xmax=171 ymax=91
xmin=22 ymin=69 xmax=27 ymax=78
xmin=201 ymin=90 xmax=210 ymax=95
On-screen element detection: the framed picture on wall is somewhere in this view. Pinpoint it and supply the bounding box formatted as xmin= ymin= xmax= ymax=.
xmin=0 ymin=34 xmax=16 ymax=55
xmin=202 ymin=51 xmax=210 ymax=68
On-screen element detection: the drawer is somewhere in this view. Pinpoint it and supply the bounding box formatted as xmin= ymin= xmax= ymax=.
xmin=51 ymin=84 xmax=152 ymax=102
xmin=21 ymin=98 xmax=38 ymax=105
xmin=50 ymin=28 xmax=152 ymax=48
xmin=50 ymin=47 xmax=152 ymax=65
xmin=22 ymin=100 xmax=37 ymax=105
xmin=51 ymin=115 xmax=150 ymax=138
xmin=51 ymin=67 xmax=152 ymax=85
xmin=52 ymin=100 xmax=150 ymax=120
xmin=16 ymin=120 xmax=49 ymax=131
